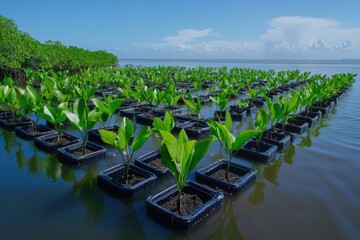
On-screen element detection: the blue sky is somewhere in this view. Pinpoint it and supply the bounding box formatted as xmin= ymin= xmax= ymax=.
xmin=1 ymin=0 xmax=360 ymax=59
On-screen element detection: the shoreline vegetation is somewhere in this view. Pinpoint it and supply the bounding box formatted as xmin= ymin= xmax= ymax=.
xmin=0 ymin=16 xmax=118 ymax=81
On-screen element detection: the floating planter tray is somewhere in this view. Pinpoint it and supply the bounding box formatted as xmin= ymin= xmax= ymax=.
xmin=34 ymin=131 xmax=81 ymax=152
xmin=89 ymin=125 xmax=119 ymax=143
xmin=174 ymin=120 xmax=210 ymax=138
xmin=134 ymin=149 xmax=170 ymax=177
xmin=57 ymin=141 xmax=107 ymax=166
xmin=195 ymin=160 xmax=257 ymax=194
xmin=15 ymin=124 xmax=55 ymax=139
xmin=146 ymin=181 xmax=224 ymax=229
xmin=135 ymin=112 xmax=164 ymax=126
xmin=296 ymin=112 xmax=320 ymax=128
xmin=237 ymin=140 xmax=277 ymax=162
xmin=262 ymin=130 xmax=291 ymax=152
xmin=0 ymin=116 xmax=32 ymax=130
xmin=98 ymin=164 xmax=157 ymax=197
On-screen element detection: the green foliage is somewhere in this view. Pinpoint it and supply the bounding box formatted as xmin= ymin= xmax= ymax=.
xmin=159 ymin=128 xmax=213 ymax=214
xmin=92 ymin=95 xmax=123 ymax=127
xmin=207 ymin=111 xmax=261 ymax=182
xmin=99 ymin=117 xmax=151 ymax=185
xmin=255 ymin=109 xmax=270 ymax=149
xmin=183 ymin=92 xmax=202 ymax=127
xmin=63 ymin=98 xmax=100 ymax=154
xmin=152 ymin=111 xmax=175 ymax=133
xmin=0 ymin=15 xmax=117 ymax=77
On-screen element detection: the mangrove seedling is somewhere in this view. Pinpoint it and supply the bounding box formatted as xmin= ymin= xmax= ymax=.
xmin=207 ymin=111 xmax=261 ymax=182
xmin=100 ymin=117 xmax=151 ymax=185
xmin=158 ymin=128 xmax=213 ymax=215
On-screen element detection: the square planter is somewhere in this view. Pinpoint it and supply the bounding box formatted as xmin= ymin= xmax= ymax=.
xmin=15 ymin=124 xmax=55 ymax=139
xmin=88 ymin=125 xmax=119 ymax=143
xmin=310 ymin=104 xmax=331 ymax=116
xmin=174 ymin=120 xmax=210 ymax=138
xmin=296 ymin=112 xmax=320 ymax=128
xmin=134 ymin=149 xmax=170 ymax=177
xmin=195 ymin=160 xmax=257 ymax=194
xmin=34 ymin=131 xmax=81 ymax=152
xmin=0 ymin=116 xmax=32 ymax=130
xmin=57 ymin=141 xmax=107 ymax=166
xmin=262 ymin=130 xmax=291 ymax=152
xmin=98 ymin=164 xmax=157 ymax=197
xmin=146 ymin=181 xmax=224 ymax=229
xmin=237 ymin=140 xmax=277 ymax=162
xmin=135 ymin=111 xmax=165 ymax=126
xmin=214 ymin=109 xmax=246 ymax=121
xmin=275 ymin=119 xmax=308 ymax=135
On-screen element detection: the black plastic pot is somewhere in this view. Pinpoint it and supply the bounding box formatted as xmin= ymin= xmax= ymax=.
xmin=118 ymin=107 xmax=142 ymax=118
xmin=214 ymin=109 xmax=246 ymax=121
xmin=57 ymin=141 xmax=107 ymax=166
xmin=88 ymin=125 xmax=119 ymax=143
xmin=134 ymin=149 xmax=170 ymax=177
xmin=98 ymin=164 xmax=157 ymax=197
xmin=0 ymin=116 xmax=32 ymax=130
xmin=296 ymin=112 xmax=320 ymax=128
xmin=310 ymin=104 xmax=331 ymax=116
xmin=174 ymin=120 xmax=210 ymax=138
xmin=275 ymin=119 xmax=308 ymax=135
xmin=135 ymin=111 xmax=165 ymax=126
xmin=15 ymin=124 xmax=55 ymax=139
xmin=237 ymin=140 xmax=277 ymax=162
xmin=195 ymin=160 xmax=257 ymax=194
xmin=34 ymin=131 xmax=81 ymax=152
xmin=0 ymin=110 xmax=12 ymax=119
xmin=146 ymin=180 xmax=224 ymax=229
xmin=262 ymin=130 xmax=291 ymax=152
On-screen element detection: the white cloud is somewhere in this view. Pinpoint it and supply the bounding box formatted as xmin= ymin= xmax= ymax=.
xmin=163 ymin=28 xmax=213 ymax=45
xmin=115 ymin=16 xmax=360 ymax=59
xmin=261 ymin=16 xmax=360 ymax=57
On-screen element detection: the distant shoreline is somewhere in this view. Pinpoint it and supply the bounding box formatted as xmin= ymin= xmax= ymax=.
xmin=118 ymin=58 xmax=360 ymax=65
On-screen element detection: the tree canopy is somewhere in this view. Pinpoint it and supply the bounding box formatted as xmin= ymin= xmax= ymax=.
xmin=0 ymin=15 xmax=118 ymax=79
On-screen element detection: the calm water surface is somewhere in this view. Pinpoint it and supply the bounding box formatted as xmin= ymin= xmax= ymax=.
xmin=0 ymin=60 xmax=359 ymax=240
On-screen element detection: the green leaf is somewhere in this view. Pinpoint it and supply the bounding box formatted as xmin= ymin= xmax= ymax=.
xmin=233 ymin=129 xmax=261 ymax=151
xmin=43 ymin=105 xmax=55 ymax=123
xmin=132 ymin=126 xmax=151 ymax=152
xmin=159 ymin=130 xmax=177 ymax=146
xmin=188 ymin=138 xmax=213 ymax=172
xmin=92 ymin=98 xmax=109 ymax=113
xmin=119 ymin=117 xmax=134 ymax=144
xmin=160 ymin=143 xmax=178 ymax=177
xmin=63 ymin=110 xmax=81 ymax=130
xmin=163 ymin=111 xmax=174 ymax=131
xmin=178 ymin=129 xmax=188 ymax=144
xmin=99 ymin=129 xmax=116 ymax=145
xmin=224 ymin=110 xmax=232 ymax=131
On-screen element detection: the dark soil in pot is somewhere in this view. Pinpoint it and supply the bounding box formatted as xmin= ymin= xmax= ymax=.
xmin=161 ymin=192 xmax=203 ymax=216
xmin=210 ymin=169 xmax=240 ymax=183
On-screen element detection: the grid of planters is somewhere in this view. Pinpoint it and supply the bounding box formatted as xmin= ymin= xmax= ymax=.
xmin=0 ymin=67 xmax=355 ymax=229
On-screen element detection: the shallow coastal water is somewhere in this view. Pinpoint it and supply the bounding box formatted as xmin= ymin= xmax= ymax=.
xmin=0 ymin=60 xmax=359 ymax=239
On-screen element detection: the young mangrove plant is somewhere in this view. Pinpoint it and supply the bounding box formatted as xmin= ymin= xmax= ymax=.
xmin=63 ymin=98 xmax=100 ymax=155
xmin=254 ymin=109 xmax=270 ymax=150
xmin=158 ymin=128 xmax=213 ymax=215
xmin=92 ymin=95 xmax=124 ymax=128
xmin=100 ymin=117 xmax=151 ymax=185
xmin=207 ymin=111 xmax=261 ymax=182
xmin=183 ymin=92 xmax=202 ymax=128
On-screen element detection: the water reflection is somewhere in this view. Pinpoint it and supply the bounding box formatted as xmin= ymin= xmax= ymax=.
xmin=248 ymin=149 xmax=295 ymax=205
xmin=71 ymin=166 xmax=105 ymax=222
xmin=204 ymin=198 xmax=245 ymax=240
xmin=1 ymin=128 xmax=19 ymax=154
xmin=115 ymin=199 xmax=147 ymax=239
